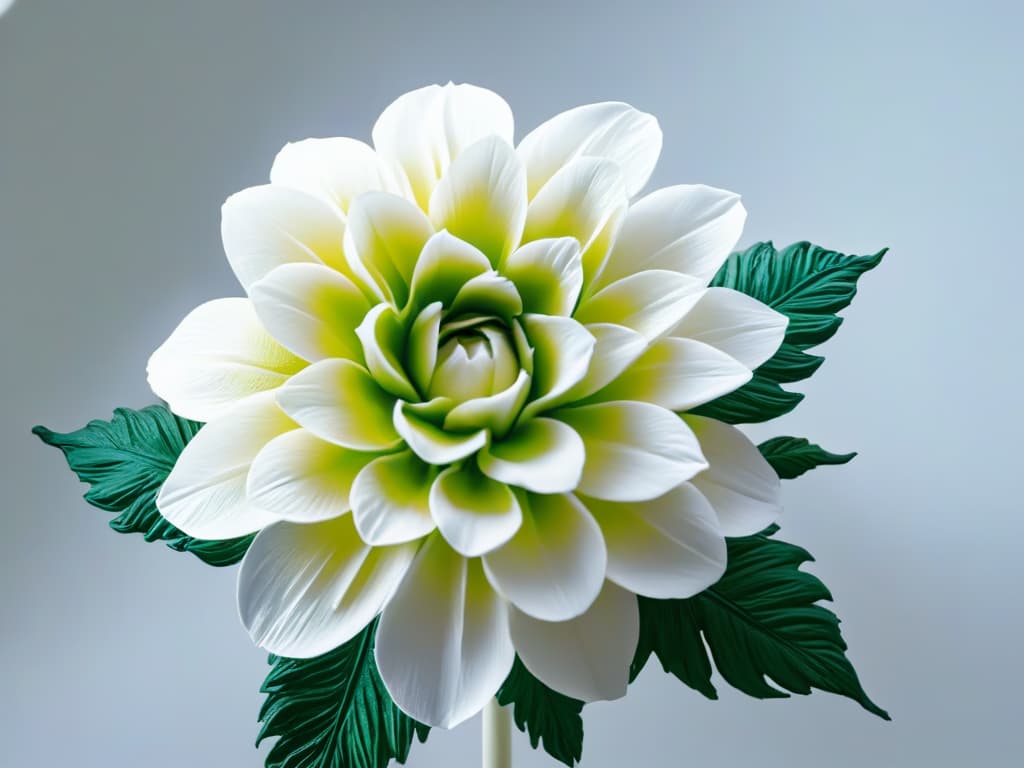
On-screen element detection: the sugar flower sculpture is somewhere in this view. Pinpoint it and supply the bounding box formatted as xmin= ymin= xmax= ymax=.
xmin=36 ymin=83 xmax=888 ymax=767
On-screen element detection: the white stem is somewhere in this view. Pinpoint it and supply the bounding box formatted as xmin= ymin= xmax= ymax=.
xmin=482 ymin=697 xmax=512 ymax=768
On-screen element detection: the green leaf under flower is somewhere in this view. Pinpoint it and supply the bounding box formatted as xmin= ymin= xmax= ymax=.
xmin=258 ymin=618 xmax=430 ymax=768
xmin=758 ymin=436 xmax=857 ymax=480
xmin=32 ymin=405 xmax=253 ymax=566
xmin=497 ymin=657 xmax=585 ymax=767
xmin=632 ymin=527 xmax=889 ymax=720
xmin=692 ymin=241 xmax=884 ymax=423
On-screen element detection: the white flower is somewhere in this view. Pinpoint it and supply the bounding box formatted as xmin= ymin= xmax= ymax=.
xmin=148 ymin=83 xmax=788 ymax=728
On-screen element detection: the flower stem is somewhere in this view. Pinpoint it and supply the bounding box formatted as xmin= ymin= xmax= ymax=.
xmin=482 ymin=697 xmax=511 ymax=768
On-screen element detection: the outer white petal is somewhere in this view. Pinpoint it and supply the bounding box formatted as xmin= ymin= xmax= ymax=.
xmin=521 ymin=156 xmax=627 ymax=286
xmin=350 ymin=451 xmax=437 ymax=546
xmin=156 ymin=392 xmax=293 ymax=539
xmin=246 ymin=428 xmax=375 ymax=523
xmin=684 ymin=415 xmax=782 ymax=536
xmin=221 ymin=185 xmax=350 ymax=290
xmin=597 ymin=185 xmax=747 ymax=289
xmin=501 ymin=237 xmax=583 ymax=316
xmin=509 ymin=580 xmax=638 ymax=702
xmin=269 ymin=137 xmax=411 ymax=212
xmin=429 ymin=463 xmax=522 ymax=557
xmin=376 ymin=534 xmax=514 ymax=728
xmin=561 ymin=322 xmax=648 ymax=403
xmin=248 ymin=263 xmax=370 ymax=363
xmin=147 ymin=298 xmax=304 ymax=422
xmin=584 ymin=483 xmax=726 ymax=599
xmin=574 ymin=269 xmax=705 ymax=342
xmin=672 ymin=287 xmax=789 ymax=370
xmin=372 ymin=83 xmax=514 ymax=210
xmin=238 ymin=516 xmax=417 ymax=658
xmin=593 ymin=337 xmax=751 ymax=411
xmin=429 ymin=135 xmax=527 ymax=265
xmin=477 ymin=417 xmax=585 ymax=494
xmin=276 ymin=359 xmax=400 ymax=451
xmin=517 ymin=101 xmax=661 ymax=198
xmin=482 ymin=492 xmax=605 ymax=622
xmin=555 ymin=401 xmax=707 ymax=502
xmin=344 ymin=191 xmax=434 ymax=306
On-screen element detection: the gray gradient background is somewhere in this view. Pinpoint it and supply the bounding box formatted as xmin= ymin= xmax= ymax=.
xmin=2 ymin=1 xmax=1020 ymax=766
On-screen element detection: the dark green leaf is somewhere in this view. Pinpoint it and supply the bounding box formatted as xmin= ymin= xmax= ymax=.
xmin=32 ymin=405 xmax=253 ymax=566
xmin=634 ymin=529 xmax=889 ymax=720
xmin=258 ymin=619 xmax=429 ymax=768
xmin=698 ymin=241 xmax=884 ymax=423
xmin=758 ymin=436 xmax=857 ymax=480
xmin=497 ymin=657 xmax=584 ymax=767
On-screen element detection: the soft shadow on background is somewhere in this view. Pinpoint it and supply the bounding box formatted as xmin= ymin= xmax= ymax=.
xmin=2 ymin=1 xmax=1020 ymax=766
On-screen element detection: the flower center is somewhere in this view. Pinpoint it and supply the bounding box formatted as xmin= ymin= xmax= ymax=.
xmin=428 ymin=322 xmax=519 ymax=403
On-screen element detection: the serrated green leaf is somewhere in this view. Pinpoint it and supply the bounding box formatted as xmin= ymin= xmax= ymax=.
xmin=758 ymin=436 xmax=857 ymax=480
xmin=497 ymin=657 xmax=584 ymax=767
xmin=32 ymin=405 xmax=253 ymax=566
xmin=258 ymin=619 xmax=429 ymax=768
xmin=633 ymin=529 xmax=889 ymax=720
xmin=698 ymin=241 xmax=884 ymax=423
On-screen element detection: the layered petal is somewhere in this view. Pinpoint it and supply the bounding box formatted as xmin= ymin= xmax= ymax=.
xmin=574 ymin=269 xmax=705 ymax=342
xmin=355 ymin=304 xmax=418 ymax=400
xmin=477 ymin=417 xmax=585 ymax=494
xmin=584 ymin=483 xmax=726 ymax=599
xmin=684 ymin=415 xmax=782 ymax=536
xmin=238 ymin=515 xmax=417 ymax=658
xmin=429 ymin=463 xmax=522 ymax=557
xmin=482 ymin=492 xmax=605 ymax=622
xmin=555 ymin=401 xmax=707 ymax=502
xmin=405 ymin=231 xmax=492 ymax=317
xmin=520 ymin=314 xmax=595 ymax=418
xmin=500 ymin=237 xmax=583 ymax=316
xmin=147 ymin=298 xmax=305 ymax=422
xmin=597 ymin=185 xmax=746 ymax=289
xmin=276 ymin=359 xmax=400 ymax=451
xmin=393 ymin=400 xmax=488 ymax=465
xmin=509 ymin=581 xmax=638 ymax=702
xmin=376 ymin=534 xmax=514 ymax=728
xmin=246 ymin=428 xmax=375 ymax=523
xmin=593 ymin=337 xmax=751 ymax=411
xmin=221 ymin=185 xmax=349 ymax=290
xmin=521 ymin=156 xmax=626 ymax=286
xmin=248 ymin=263 xmax=370 ymax=363
xmin=517 ymin=101 xmax=661 ymax=198
xmin=344 ymin=191 xmax=434 ymax=306
xmin=672 ymin=287 xmax=788 ymax=370
xmin=443 ymin=369 xmax=532 ymax=437
xmin=156 ymin=392 xmax=293 ymax=539
xmin=429 ymin=135 xmax=527 ymax=265
xmin=350 ymin=451 xmax=437 ymax=546
xmin=269 ymin=137 xmax=410 ymax=212
xmin=373 ymin=83 xmax=514 ymax=210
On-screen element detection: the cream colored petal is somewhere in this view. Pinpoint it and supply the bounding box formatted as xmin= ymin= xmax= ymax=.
xmin=517 ymin=101 xmax=661 ymax=198
xmin=221 ymin=184 xmax=350 ymax=290
xmin=429 ymin=135 xmax=527 ymax=265
xmin=246 ymin=428 xmax=375 ymax=523
xmin=248 ymin=263 xmax=370 ymax=363
xmin=372 ymin=83 xmax=514 ymax=210
xmin=555 ymin=401 xmax=707 ymax=502
xmin=597 ymin=184 xmax=746 ymax=290
xmin=684 ymin=415 xmax=782 ymax=536
xmin=147 ymin=298 xmax=304 ymax=423
xmin=508 ymin=580 xmax=638 ymax=702
xmin=672 ymin=287 xmax=789 ymax=370
xmin=583 ymin=483 xmax=726 ymax=599
xmin=238 ymin=516 xmax=417 ymax=658
xmin=375 ymin=534 xmax=514 ymax=728
xmin=276 ymin=359 xmax=400 ymax=451
xmin=156 ymin=392 xmax=293 ymax=539
xmin=270 ymin=137 xmax=412 ymax=212
xmin=483 ymin=492 xmax=606 ymax=622
xmin=593 ymin=337 xmax=751 ymax=411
